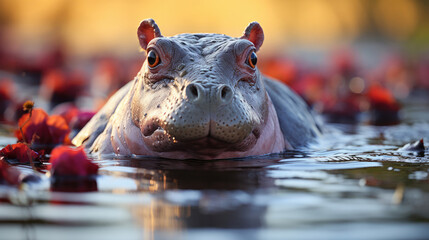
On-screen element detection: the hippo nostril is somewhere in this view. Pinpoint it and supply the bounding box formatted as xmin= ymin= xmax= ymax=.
xmin=221 ymin=87 xmax=228 ymax=98
xmin=190 ymin=85 xmax=198 ymax=97
xmin=219 ymin=85 xmax=233 ymax=104
xmin=186 ymin=83 xmax=200 ymax=101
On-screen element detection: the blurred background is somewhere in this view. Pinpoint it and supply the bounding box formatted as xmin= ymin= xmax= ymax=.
xmin=0 ymin=0 xmax=429 ymax=124
xmin=1 ymin=0 xmax=429 ymax=57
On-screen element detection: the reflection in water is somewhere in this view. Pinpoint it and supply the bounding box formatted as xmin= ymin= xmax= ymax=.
xmin=50 ymin=177 xmax=98 ymax=192
xmin=110 ymin=156 xmax=287 ymax=190
xmin=104 ymin=156 xmax=288 ymax=232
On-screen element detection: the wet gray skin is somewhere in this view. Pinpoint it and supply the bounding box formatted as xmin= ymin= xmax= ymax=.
xmin=72 ymin=19 xmax=322 ymax=159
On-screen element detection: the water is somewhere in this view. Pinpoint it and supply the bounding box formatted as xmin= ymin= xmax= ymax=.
xmin=0 ymin=95 xmax=429 ymax=240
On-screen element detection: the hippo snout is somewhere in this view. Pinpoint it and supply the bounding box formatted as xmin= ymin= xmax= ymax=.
xmin=140 ymin=82 xmax=260 ymax=152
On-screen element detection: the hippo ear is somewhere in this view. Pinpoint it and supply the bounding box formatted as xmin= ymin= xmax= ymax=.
xmin=240 ymin=22 xmax=264 ymax=51
xmin=137 ymin=19 xmax=163 ymax=50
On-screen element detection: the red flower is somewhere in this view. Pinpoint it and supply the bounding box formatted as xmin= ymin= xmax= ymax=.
xmin=51 ymin=103 xmax=80 ymax=125
xmin=291 ymin=73 xmax=325 ymax=106
xmin=47 ymin=115 xmax=71 ymax=144
xmin=367 ymin=84 xmax=400 ymax=125
xmin=0 ymin=79 xmax=15 ymax=101
xmin=321 ymin=94 xmax=362 ymax=120
xmin=367 ymin=84 xmax=400 ymax=111
xmin=331 ymin=50 xmax=357 ymax=77
xmin=39 ymin=69 xmax=86 ymax=105
xmin=0 ymin=79 xmax=15 ymax=122
xmin=15 ymin=108 xmax=71 ymax=147
xmin=259 ymin=57 xmax=298 ymax=85
xmin=0 ymin=143 xmax=41 ymax=163
xmin=0 ymin=159 xmax=21 ymax=185
xmin=70 ymin=111 xmax=95 ymax=130
xmin=51 ymin=103 xmax=95 ymax=130
xmin=48 ymin=146 xmax=98 ymax=177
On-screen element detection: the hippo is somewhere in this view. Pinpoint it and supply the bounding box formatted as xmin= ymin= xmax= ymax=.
xmin=72 ymin=19 xmax=321 ymax=160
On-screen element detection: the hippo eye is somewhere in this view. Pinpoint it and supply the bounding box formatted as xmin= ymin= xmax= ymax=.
xmin=247 ymin=51 xmax=257 ymax=68
xmin=147 ymin=50 xmax=160 ymax=68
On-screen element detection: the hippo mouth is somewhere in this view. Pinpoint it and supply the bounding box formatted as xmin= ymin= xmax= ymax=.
xmin=141 ymin=119 xmax=260 ymax=155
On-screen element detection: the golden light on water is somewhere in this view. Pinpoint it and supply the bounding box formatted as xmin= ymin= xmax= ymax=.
xmin=0 ymin=0 xmax=427 ymax=57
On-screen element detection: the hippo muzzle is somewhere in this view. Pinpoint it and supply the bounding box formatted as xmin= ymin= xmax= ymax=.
xmin=138 ymin=80 xmax=264 ymax=154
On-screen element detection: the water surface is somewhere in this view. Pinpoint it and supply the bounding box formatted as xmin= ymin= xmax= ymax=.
xmin=0 ymin=95 xmax=428 ymax=240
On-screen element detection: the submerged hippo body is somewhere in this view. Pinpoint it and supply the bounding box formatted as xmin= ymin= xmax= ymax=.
xmin=73 ymin=19 xmax=321 ymax=160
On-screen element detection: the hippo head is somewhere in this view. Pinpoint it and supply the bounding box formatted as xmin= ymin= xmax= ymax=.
xmin=130 ymin=19 xmax=273 ymax=159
